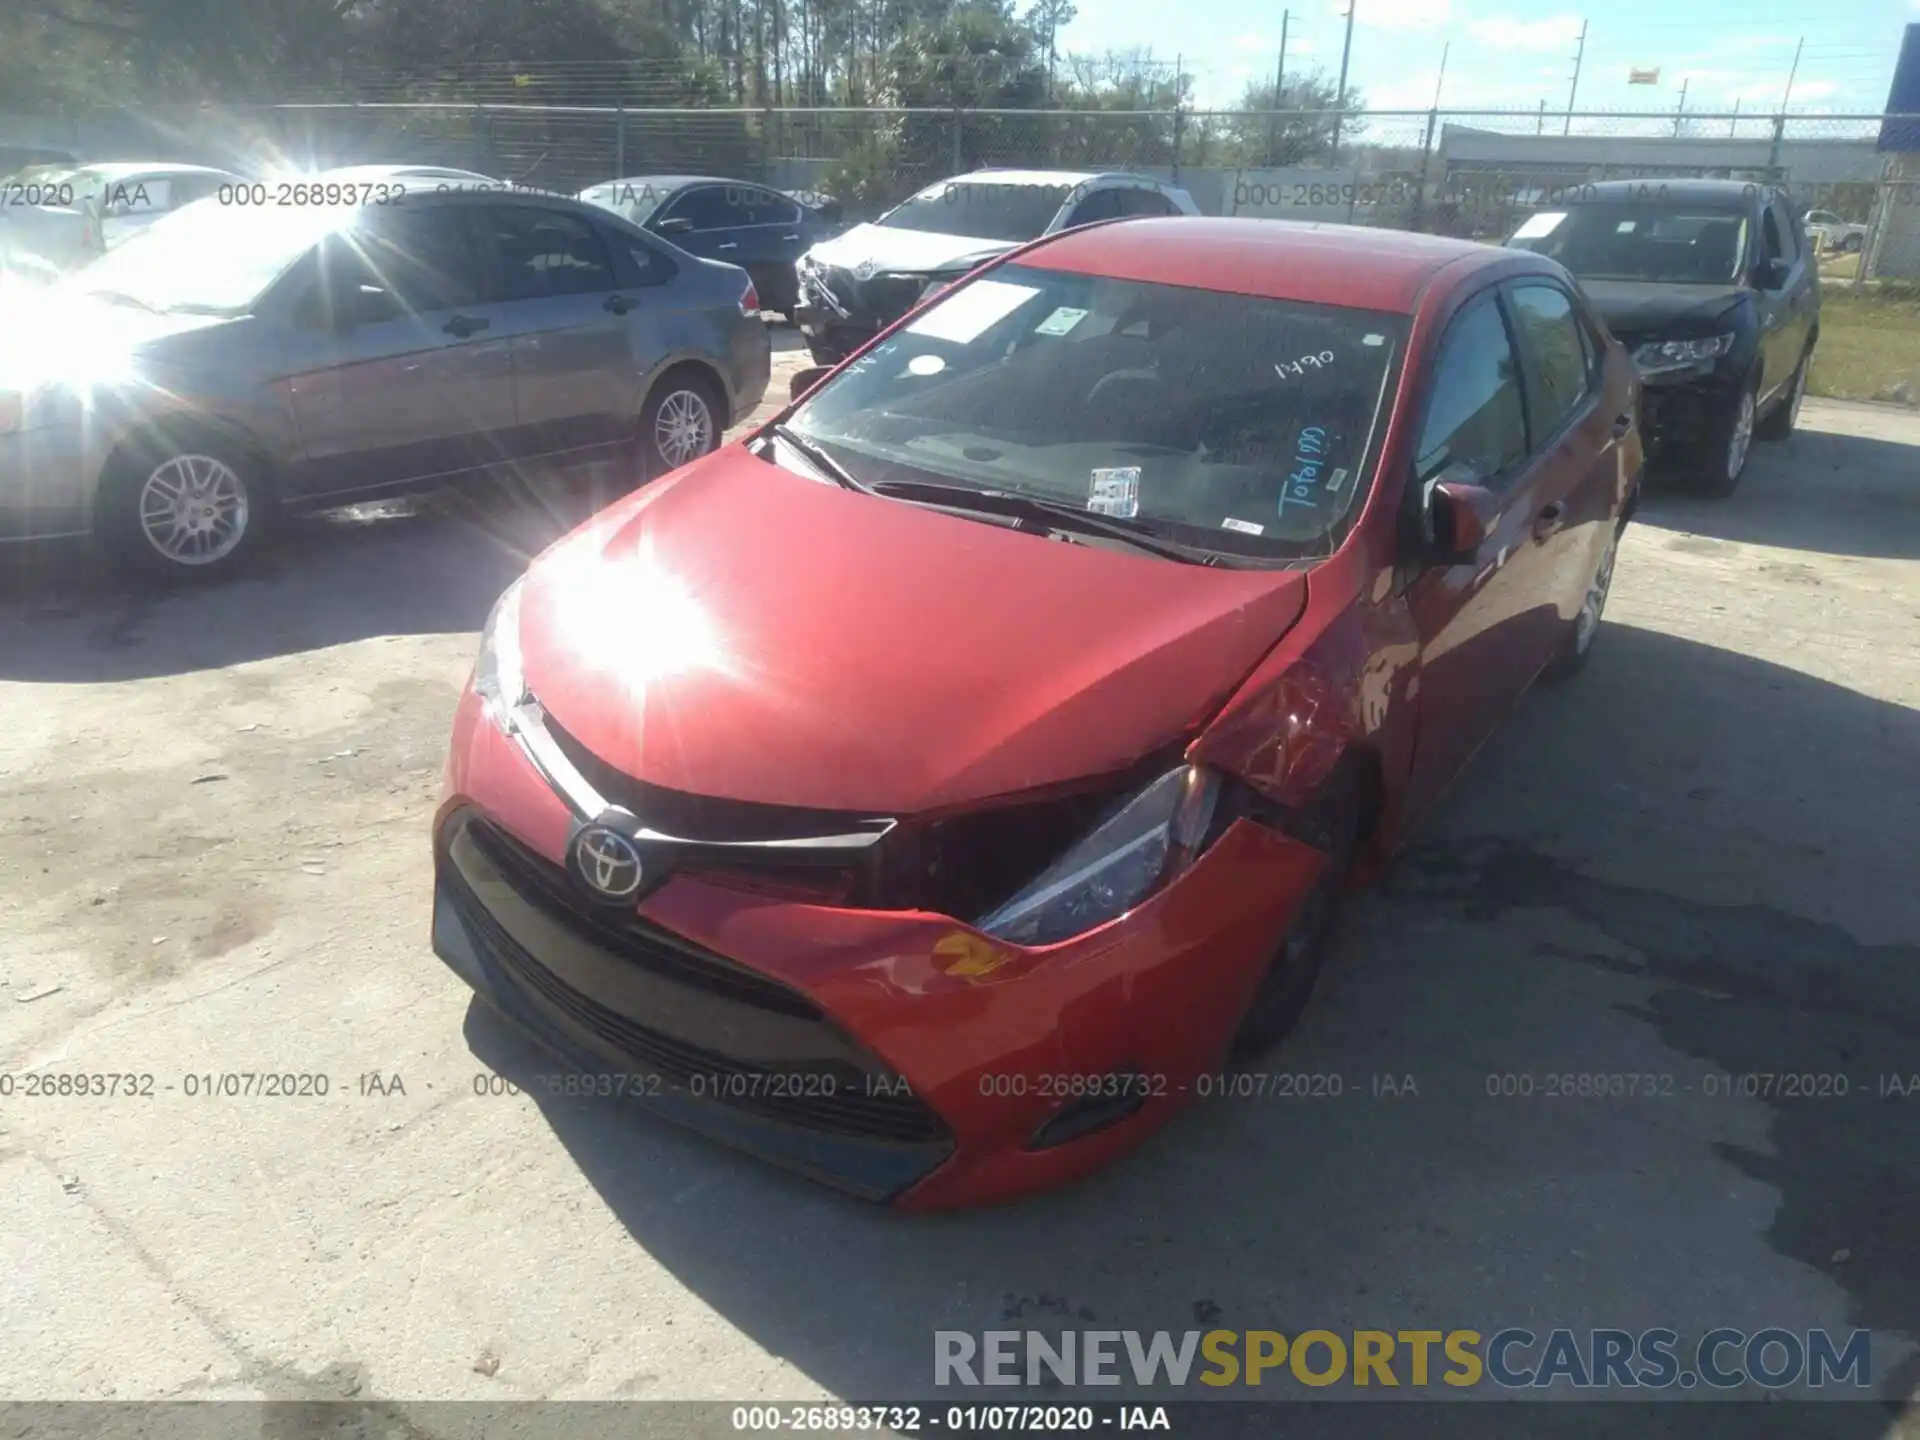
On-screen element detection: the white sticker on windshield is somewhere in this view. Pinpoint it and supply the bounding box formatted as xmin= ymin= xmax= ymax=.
xmin=1221 ymin=517 xmax=1265 ymax=535
xmin=906 ymin=279 xmax=1040 ymax=344
xmin=1034 ymin=306 xmax=1089 ymax=337
xmin=907 ymin=354 xmax=946 ymax=376
xmin=1363 ymin=334 xmax=1386 ymax=346
xmin=1088 ymin=467 xmax=1141 ymax=518
xmin=1616 ymin=220 xmax=1637 ymax=233
xmin=1512 ymin=211 xmax=1567 ymax=240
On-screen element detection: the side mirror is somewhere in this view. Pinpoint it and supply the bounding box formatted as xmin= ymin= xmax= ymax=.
xmin=655 ymin=216 xmax=693 ymax=236
xmin=1756 ymin=257 xmax=1791 ymax=290
xmin=332 ymin=283 xmax=400 ymax=330
xmin=790 ymin=366 xmax=830 ymax=403
xmin=1426 ymin=471 xmax=1501 ymax=565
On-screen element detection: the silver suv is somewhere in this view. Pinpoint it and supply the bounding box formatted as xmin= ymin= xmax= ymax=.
xmin=0 ymin=187 xmax=770 ymax=580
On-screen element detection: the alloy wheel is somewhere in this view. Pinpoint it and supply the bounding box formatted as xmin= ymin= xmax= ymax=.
xmin=654 ymin=389 xmax=715 ymax=469
xmin=138 ymin=454 xmax=249 ymax=566
xmin=1574 ymin=534 xmax=1618 ymax=655
xmin=1726 ymin=389 xmax=1755 ymax=481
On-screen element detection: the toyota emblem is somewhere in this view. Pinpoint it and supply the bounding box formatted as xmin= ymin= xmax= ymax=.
xmin=570 ymin=824 xmax=645 ymax=901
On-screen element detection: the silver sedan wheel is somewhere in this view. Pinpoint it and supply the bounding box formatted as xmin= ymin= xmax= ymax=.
xmin=139 ymin=454 xmax=249 ymax=566
xmin=1726 ymin=389 xmax=1755 ymax=482
xmin=654 ymin=389 xmax=715 ymax=469
xmin=1573 ymin=532 xmax=1618 ymax=655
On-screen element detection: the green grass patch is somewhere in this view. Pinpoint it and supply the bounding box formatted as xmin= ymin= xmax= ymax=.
xmin=1808 ymin=283 xmax=1920 ymax=406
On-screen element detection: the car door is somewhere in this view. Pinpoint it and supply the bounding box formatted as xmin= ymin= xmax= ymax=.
xmin=648 ymin=184 xmax=742 ymax=263
xmin=1753 ymin=195 xmax=1801 ymax=399
xmin=1398 ymin=288 xmax=1554 ymax=825
xmin=278 ymin=202 xmax=517 ymax=498
xmin=473 ymin=201 xmax=643 ymax=459
xmin=1767 ymin=193 xmax=1817 ymax=394
xmin=734 ymin=185 xmax=808 ymax=309
xmin=1056 ymin=187 xmax=1126 ymax=231
xmin=1502 ymin=279 xmax=1628 ymax=660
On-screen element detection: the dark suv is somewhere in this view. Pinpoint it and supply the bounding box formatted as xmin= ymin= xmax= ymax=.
xmin=1506 ymin=179 xmax=1818 ymax=496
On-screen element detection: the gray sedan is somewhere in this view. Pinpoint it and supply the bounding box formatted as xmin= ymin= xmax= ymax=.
xmin=0 ymin=186 xmax=770 ymax=580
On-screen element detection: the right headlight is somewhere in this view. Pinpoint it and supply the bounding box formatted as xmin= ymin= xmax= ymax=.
xmin=471 ymin=577 xmax=526 ymax=731
xmin=1634 ymin=333 xmax=1736 ymax=371
xmin=977 ymin=764 xmax=1220 ymax=948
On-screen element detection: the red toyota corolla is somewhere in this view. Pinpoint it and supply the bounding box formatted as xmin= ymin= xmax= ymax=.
xmin=432 ymin=217 xmax=1641 ymax=1209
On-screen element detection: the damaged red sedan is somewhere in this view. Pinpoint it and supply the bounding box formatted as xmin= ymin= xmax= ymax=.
xmin=431 ymin=217 xmax=1642 ymax=1209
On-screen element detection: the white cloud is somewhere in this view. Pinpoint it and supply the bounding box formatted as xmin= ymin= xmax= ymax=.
xmin=1465 ymin=15 xmax=1583 ymax=52
xmin=1347 ymin=0 xmax=1451 ymax=30
xmin=1230 ymin=31 xmax=1271 ymax=53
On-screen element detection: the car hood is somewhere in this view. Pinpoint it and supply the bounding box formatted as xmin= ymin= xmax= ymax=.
xmin=0 ymin=290 xmax=235 ymax=389
xmin=518 ymin=451 xmax=1310 ymax=816
xmin=804 ymin=222 xmax=1016 ymax=277
xmin=1580 ymin=280 xmax=1749 ymax=335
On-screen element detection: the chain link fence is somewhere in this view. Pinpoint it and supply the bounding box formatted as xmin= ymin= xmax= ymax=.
xmin=69 ymin=101 xmax=1920 ymax=279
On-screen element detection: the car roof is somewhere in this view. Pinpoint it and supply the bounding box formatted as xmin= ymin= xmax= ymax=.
xmin=316 ymin=164 xmax=501 ymax=181
xmin=1569 ymin=178 xmax=1770 ymax=207
xmin=583 ymin=175 xmax=754 ymax=193
xmin=72 ymin=161 xmax=237 ymax=179
xmin=948 ymin=169 xmax=1108 ymax=187
xmin=1016 ymin=217 xmax=1518 ymax=313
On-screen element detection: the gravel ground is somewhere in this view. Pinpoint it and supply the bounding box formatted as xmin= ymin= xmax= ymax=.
xmin=1 ymin=334 xmax=1916 ymax=1431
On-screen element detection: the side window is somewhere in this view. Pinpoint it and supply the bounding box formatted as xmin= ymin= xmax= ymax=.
xmin=660 ymin=185 xmax=736 ymax=233
xmin=354 ymin=206 xmax=482 ymax=312
xmin=1507 ymin=283 xmax=1594 ymax=444
xmin=480 ymin=205 xmax=618 ymax=300
xmin=1413 ymin=294 xmax=1529 ymax=486
xmin=621 ymin=236 xmax=677 ymax=288
xmin=1761 ymin=203 xmax=1787 ymax=264
xmin=107 ymin=176 xmax=170 ymax=215
xmin=1066 ymin=189 xmax=1125 ymax=227
xmin=1770 ymin=197 xmax=1801 ymax=266
xmin=168 ymin=174 xmax=222 ymax=208
xmin=742 ymin=187 xmax=803 ymax=227
xmin=1119 ymin=188 xmax=1179 ymax=217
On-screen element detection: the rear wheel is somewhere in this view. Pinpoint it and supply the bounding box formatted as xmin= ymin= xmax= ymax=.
xmin=1840 ymin=233 xmax=1864 ymax=254
xmin=639 ymin=370 xmax=722 ymax=479
xmin=1230 ymin=771 xmax=1363 ymax=1059
xmin=1690 ymin=382 xmax=1756 ymax=499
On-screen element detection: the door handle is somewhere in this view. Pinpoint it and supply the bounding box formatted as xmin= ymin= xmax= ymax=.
xmin=717 ymin=242 xmax=739 ymax=252
xmin=1532 ymin=501 xmax=1565 ymax=540
xmin=603 ymin=294 xmax=637 ymax=315
xmin=781 ymin=233 xmax=801 ymax=242
xmin=443 ymin=313 xmax=489 ymax=337
xmin=1612 ymin=412 xmax=1633 ymax=437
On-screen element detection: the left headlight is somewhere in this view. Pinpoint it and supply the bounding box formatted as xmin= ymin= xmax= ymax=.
xmin=977 ymin=764 xmax=1221 ymax=948
xmin=471 ymin=577 xmax=526 ymax=731
xmin=1634 ymin=333 xmax=1736 ymax=371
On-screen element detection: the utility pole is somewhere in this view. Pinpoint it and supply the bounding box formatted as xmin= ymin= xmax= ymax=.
xmin=1330 ymin=0 xmax=1356 ymax=166
xmin=1781 ymin=36 xmax=1803 ymax=111
xmin=1673 ymin=76 xmax=1688 ymax=136
xmin=1729 ymin=96 xmax=1740 ymax=137
xmin=1432 ymin=39 xmax=1449 ymax=109
xmin=1563 ymin=19 xmax=1586 ymax=136
xmin=1536 ymin=98 xmax=1546 ymax=135
xmin=1267 ymin=10 xmax=1290 ymax=166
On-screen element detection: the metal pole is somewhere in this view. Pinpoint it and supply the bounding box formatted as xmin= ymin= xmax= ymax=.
xmin=1330 ymin=0 xmax=1355 ymax=165
xmin=1432 ymin=40 xmax=1449 ymax=109
xmin=1266 ymin=11 xmax=1290 ymax=167
xmin=1563 ymin=20 xmax=1585 ymax=136
xmin=1537 ymin=99 xmax=1546 ymax=136
xmin=1172 ymin=53 xmax=1184 ymax=182
xmin=1728 ymin=97 xmax=1739 ymax=138
xmin=1673 ymin=78 xmax=1687 ymax=137
xmin=1781 ymin=37 xmax=1803 ymax=111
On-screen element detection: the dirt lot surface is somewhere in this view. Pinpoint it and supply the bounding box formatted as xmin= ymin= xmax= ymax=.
xmin=2 ymin=329 xmax=1917 ymax=1428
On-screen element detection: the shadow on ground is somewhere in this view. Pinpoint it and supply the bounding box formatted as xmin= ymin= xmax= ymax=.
xmin=1635 ymin=411 xmax=1920 ymax=562
xmin=463 ymin=620 xmax=1920 ymax=1430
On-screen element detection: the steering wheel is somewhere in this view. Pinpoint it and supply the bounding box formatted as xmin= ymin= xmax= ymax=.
xmin=1086 ymin=367 xmax=1158 ymax=406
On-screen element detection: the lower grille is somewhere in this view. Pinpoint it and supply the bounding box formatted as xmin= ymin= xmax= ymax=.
xmin=447 ymin=817 xmax=950 ymax=1146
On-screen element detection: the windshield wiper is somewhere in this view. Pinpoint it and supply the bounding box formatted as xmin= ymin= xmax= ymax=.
xmin=768 ymin=423 xmax=866 ymax=492
xmin=864 ymin=478 xmax=1228 ymax=565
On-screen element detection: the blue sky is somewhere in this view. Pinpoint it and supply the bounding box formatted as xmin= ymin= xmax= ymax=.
xmin=1057 ymin=0 xmax=1918 ymax=119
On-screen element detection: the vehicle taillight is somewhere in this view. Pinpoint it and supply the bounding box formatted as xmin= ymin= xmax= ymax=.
xmin=739 ymin=278 xmax=759 ymax=315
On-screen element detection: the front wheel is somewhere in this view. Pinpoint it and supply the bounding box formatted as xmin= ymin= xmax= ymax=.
xmin=99 ymin=438 xmax=270 ymax=584
xmin=1544 ymin=526 xmax=1619 ymax=682
xmin=1690 ymin=383 xmax=1756 ymax=498
xmin=639 ymin=372 xmax=722 ymax=479
xmin=1230 ymin=773 xmax=1362 ymax=1059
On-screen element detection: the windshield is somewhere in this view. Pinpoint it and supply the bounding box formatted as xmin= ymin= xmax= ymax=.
xmin=783 ymin=262 xmax=1406 ymax=560
xmin=878 ymin=181 xmax=1072 ymax=243
xmin=1508 ymin=204 xmax=1750 ymax=284
xmin=64 ymin=197 xmax=356 ymax=314
xmin=580 ymin=180 xmax=669 ymax=227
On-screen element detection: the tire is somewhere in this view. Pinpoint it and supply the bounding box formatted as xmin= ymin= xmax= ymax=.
xmin=1690 ymin=380 xmax=1757 ymax=499
xmin=639 ymin=370 xmax=723 ymax=480
xmin=1543 ymin=523 xmax=1621 ymax=682
xmin=1841 ymin=234 xmax=1863 ymax=255
xmin=805 ymin=338 xmax=845 ymax=368
xmin=1756 ymin=348 xmax=1811 ymax=442
xmin=97 ymin=432 xmax=271 ymax=584
xmin=1230 ymin=769 xmax=1363 ymax=1059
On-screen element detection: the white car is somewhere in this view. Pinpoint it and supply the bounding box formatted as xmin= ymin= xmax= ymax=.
xmin=1804 ymin=209 xmax=1868 ymax=254
xmin=791 ymin=169 xmax=1200 ymax=364
xmin=0 ymin=162 xmax=243 ymax=278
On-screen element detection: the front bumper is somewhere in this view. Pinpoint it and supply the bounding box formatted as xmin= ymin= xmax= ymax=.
xmin=433 ymin=684 xmax=1329 ymax=1209
xmin=0 ymin=423 xmax=96 ymax=543
xmin=1630 ymin=364 xmax=1738 ymax=463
